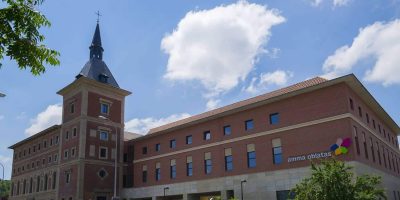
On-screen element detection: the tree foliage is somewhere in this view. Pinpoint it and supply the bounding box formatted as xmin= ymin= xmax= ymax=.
xmin=0 ymin=180 xmax=10 ymax=198
xmin=0 ymin=0 xmax=60 ymax=75
xmin=291 ymin=159 xmax=386 ymax=200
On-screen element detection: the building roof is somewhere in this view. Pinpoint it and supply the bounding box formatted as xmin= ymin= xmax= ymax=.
xmin=8 ymin=125 xmax=61 ymax=149
xmin=75 ymin=22 xmax=120 ymax=88
xmin=138 ymin=74 xmax=399 ymax=140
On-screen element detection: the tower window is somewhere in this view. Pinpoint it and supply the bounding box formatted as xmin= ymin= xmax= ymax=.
xmin=98 ymin=73 xmax=109 ymax=83
xmin=100 ymin=103 xmax=109 ymax=115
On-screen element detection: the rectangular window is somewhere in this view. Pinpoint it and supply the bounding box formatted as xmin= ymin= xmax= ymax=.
xmin=204 ymin=152 xmax=212 ymax=174
xmin=142 ymin=170 xmax=147 ymax=183
xmin=48 ymin=156 xmax=52 ymax=163
xmin=378 ymin=124 xmax=382 ymax=133
xmin=383 ymin=145 xmax=387 ymax=168
xmin=99 ymin=147 xmax=108 ymax=159
xmin=269 ymin=113 xmax=279 ymax=125
xmin=71 ymin=147 xmax=76 ymax=157
xmin=99 ymin=131 xmax=109 ymax=141
xmin=69 ymin=103 xmax=75 ymax=114
xmin=66 ymin=172 xmax=71 ymax=183
xmin=54 ymin=154 xmax=58 ymax=162
xmin=44 ymin=140 xmax=47 ymax=148
xmin=276 ymin=190 xmax=295 ymax=200
xmin=100 ymin=103 xmax=109 ymax=115
xmin=223 ymin=125 xmax=231 ymax=135
xmin=377 ymin=142 xmax=381 ymax=165
xmin=170 ymin=160 xmax=176 ymax=179
xmin=370 ymin=137 xmax=375 ymax=163
xmin=366 ymin=113 xmax=370 ymax=124
xmin=55 ymin=136 xmax=59 ymax=144
xmin=353 ymin=126 xmax=360 ymax=155
xmin=155 ymin=168 xmax=161 ymax=181
xmin=245 ymin=119 xmax=254 ymax=131
xmin=73 ymin=128 xmax=77 ymax=137
xmin=186 ymin=135 xmax=192 ymax=145
xmin=349 ymin=98 xmax=354 ymax=110
xmin=358 ymin=106 xmax=362 ymax=117
xmin=65 ymin=131 xmax=69 ymax=140
xmin=224 ymin=148 xmax=233 ymax=171
xmin=203 ymin=131 xmax=211 ymax=141
xmin=64 ymin=150 xmax=69 ymax=159
xmin=187 ymin=156 xmax=193 ymax=177
xmin=247 ymin=144 xmax=256 ymax=168
xmin=170 ymin=139 xmax=176 ymax=149
xmin=225 ymin=155 xmax=233 ymax=171
xmin=142 ymin=147 xmax=147 ymax=155
xmin=362 ymin=132 xmax=368 ymax=159
xmin=272 ymin=138 xmax=282 ymax=164
xmin=155 ymin=143 xmax=161 ymax=152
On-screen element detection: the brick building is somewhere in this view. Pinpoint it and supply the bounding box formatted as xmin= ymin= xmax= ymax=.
xmin=8 ymin=23 xmax=400 ymax=200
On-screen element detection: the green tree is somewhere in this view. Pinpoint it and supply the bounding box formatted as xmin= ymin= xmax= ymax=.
xmin=291 ymin=159 xmax=386 ymax=200
xmin=0 ymin=0 xmax=60 ymax=75
xmin=0 ymin=180 xmax=10 ymax=198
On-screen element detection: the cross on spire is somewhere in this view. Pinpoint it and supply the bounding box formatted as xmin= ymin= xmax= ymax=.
xmin=95 ymin=11 xmax=102 ymax=23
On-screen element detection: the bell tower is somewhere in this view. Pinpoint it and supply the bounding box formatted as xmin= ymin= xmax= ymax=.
xmin=57 ymin=22 xmax=131 ymax=200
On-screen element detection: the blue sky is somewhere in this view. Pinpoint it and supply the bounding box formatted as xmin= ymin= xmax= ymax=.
xmin=1 ymin=0 xmax=400 ymax=179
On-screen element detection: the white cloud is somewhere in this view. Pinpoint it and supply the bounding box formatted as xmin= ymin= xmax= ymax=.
xmin=309 ymin=0 xmax=350 ymax=7
xmin=245 ymin=70 xmax=293 ymax=94
xmin=323 ymin=19 xmax=400 ymax=86
xmin=161 ymin=1 xmax=285 ymax=98
xmin=125 ymin=113 xmax=191 ymax=135
xmin=206 ymin=99 xmax=221 ymax=111
xmin=25 ymin=104 xmax=62 ymax=136
xmin=333 ymin=0 xmax=350 ymax=7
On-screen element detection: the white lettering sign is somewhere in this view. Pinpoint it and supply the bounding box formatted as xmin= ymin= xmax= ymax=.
xmin=287 ymin=151 xmax=332 ymax=163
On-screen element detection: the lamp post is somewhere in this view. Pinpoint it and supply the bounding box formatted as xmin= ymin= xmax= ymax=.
xmin=99 ymin=116 xmax=118 ymax=200
xmin=240 ymin=180 xmax=246 ymax=200
xmin=163 ymin=187 xmax=169 ymax=200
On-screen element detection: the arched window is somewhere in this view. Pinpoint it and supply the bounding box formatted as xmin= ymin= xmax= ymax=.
xmin=36 ymin=176 xmax=40 ymax=192
xmin=29 ymin=178 xmax=33 ymax=193
xmin=16 ymin=181 xmax=20 ymax=195
xmin=23 ymin=179 xmax=26 ymax=194
xmin=52 ymin=171 xmax=57 ymax=189
xmin=44 ymin=174 xmax=48 ymax=191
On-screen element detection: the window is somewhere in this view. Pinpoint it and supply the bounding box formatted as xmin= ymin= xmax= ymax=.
xmin=155 ymin=143 xmax=161 ymax=152
xmin=362 ymin=132 xmax=368 ymax=159
xmin=38 ymin=143 xmax=41 ymax=150
xmin=142 ymin=147 xmax=147 ymax=155
xmin=373 ymin=120 xmax=376 ymax=129
xmin=99 ymin=131 xmax=108 ymax=141
xmin=187 ymin=157 xmax=193 ymax=177
xmin=44 ymin=174 xmax=48 ymax=190
xmin=245 ymin=119 xmax=254 ymax=131
xmin=48 ymin=156 xmax=52 ymax=163
xmin=99 ymin=147 xmax=108 ymax=159
xmin=64 ymin=150 xmax=69 ymax=159
xmin=378 ymin=124 xmax=381 ymax=133
xmin=370 ymin=138 xmax=375 ymax=163
xmin=349 ymin=98 xmax=354 ymax=110
xmin=358 ymin=106 xmax=362 ymax=117
xmin=383 ymin=145 xmax=387 ymax=168
xmin=73 ymin=128 xmax=77 ymax=137
xmin=55 ymin=136 xmax=59 ymax=144
xmin=50 ymin=138 xmax=53 ymax=146
xmin=170 ymin=160 xmax=176 ymax=179
xmin=366 ymin=113 xmax=370 ymax=124
xmin=65 ymin=131 xmax=69 ymax=140
xmin=66 ymin=171 xmax=71 ymax=183
xmin=155 ymin=164 xmax=161 ymax=181
xmin=36 ymin=176 xmax=40 ymax=192
xmin=203 ymin=131 xmax=211 ymax=141
xmin=269 ymin=113 xmax=279 ymax=125
xmin=100 ymin=103 xmax=109 ymax=115
xmin=71 ymin=147 xmax=76 ymax=157
xmin=186 ymin=135 xmax=192 ymax=145
xmin=142 ymin=170 xmax=147 ymax=183
xmin=44 ymin=140 xmax=47 ymax=148
xmin=170 ymin=139 xmax=176 ymax=149
xmin=52 ymin=172 xmax=57 ymax=189
xmin=223 ymin=125 xmax=231 ymax=136
xmin=225 ymin=155 xmax=233 ymax=171
xmin=272 ymin=138 xmax=282 ymax=164
xmin=353 ymin=126 xmax=360 ymax=155
xmin=247 ymin=144 xmax=256 ymax=168
xmin=54 ymin=154 xmax=58 ymax=162
xmin=204 ymin=152 xmax=212 ymax=174
xmin=69 ymin=103 xmax=75 ymax=114
xmin=377 ymin=142 xmax=381 ymax=165
xmin=276 ymin=190 xmax=296 ymax=200
xmin=33 ymin=146 xmax=36 ymax=153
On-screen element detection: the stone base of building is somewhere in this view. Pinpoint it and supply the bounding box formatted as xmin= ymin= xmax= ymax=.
xmin=120 ymin=161 xmax=400 ymax=200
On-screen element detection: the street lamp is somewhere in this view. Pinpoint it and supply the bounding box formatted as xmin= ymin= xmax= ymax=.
xmin=240 ymin=180 xmax=247 ymax=200
xmin=99 ymin=116 xmax=118 ymax=200
xmin=163 ymin=187 xmax=169 ymax=200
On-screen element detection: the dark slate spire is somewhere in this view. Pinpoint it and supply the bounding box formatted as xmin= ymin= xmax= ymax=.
xmin=89 ymin=22 xmax=104 ymax=60
xmin=76 ymin=22 xmax=120 ymax=88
